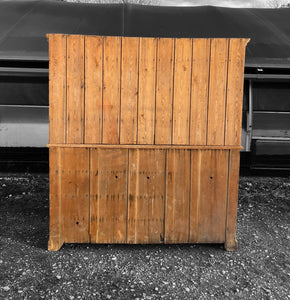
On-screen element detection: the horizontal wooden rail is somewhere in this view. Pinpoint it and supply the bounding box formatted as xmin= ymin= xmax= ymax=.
xmin=47 ymin=144 xmax=243 ymax=150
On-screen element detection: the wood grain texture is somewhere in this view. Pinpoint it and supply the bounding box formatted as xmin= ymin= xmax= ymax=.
xmin=190 ymin=39 xmax=210 ymax=145
xmin=60 ymin=147 xmax=90 ymax=243
xmin=85 ymin=36 xmax=103 ymax=144
xmin=189 ymin=150 xmax=201 ymax=243
xmin=103 ymin=36 xmax=121 ymax=144
xmin=48 ymin=34 xmax=67 ymax=144
xmin=172 ymin=38 xmax=192 ymax=145
xmin=48 ymin=144 xmax=242 ymax=150
xmin=196 ymin=150 xmax=229 ymax=243
xmin=120 ymin=37 xmax=139 ymax=144
xmin=89 ymin=148 xmax=99 ymax=243
xmin=225 ymin=149 xmax=240 ymax=251
xmin=155 ymin=38 xmax=174 ymax=145
xmin=138 ymin=38 xmax=157 ymax=144
xmin=127 ymin=149 xmax=165 ymax=243
xmin=48 ymin=147 xmax=63 ymax=251
xmin=165 ymin=149 xmax=190 ymax=243
xmin=207 ymin=39 xmax=229 ymax=146
xmin=67 ymin=35 xmax=85 ymax=144
xmin=225 ymin=39 xmax=247 ymax=146
xmin=90 ymin=148 xmax=128 ymax=243
xmin=48 ymin=35 xmax=247 ymax=251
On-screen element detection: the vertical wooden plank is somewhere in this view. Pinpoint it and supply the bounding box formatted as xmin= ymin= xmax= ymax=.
xmin=225 ymin=39 xmax=248 ymax=146
xmin=127 ymin=149 xmax=165 ymax=243
xmin=48 ymin=34 xmax=67 ymax=144
xmin=197 ymin=150 xmax=229 ymax=243
xmin=172 ymin=38 xmax=192 ymax=145
xmin=190 ymin=39 xmax=211 ymax=145
xmin=67 ymin=35 xmax=85 ymax=144
xmin=207 ymin=39 xmax=229 ymax=146
xmin=90 ymin=148 xmax=128 ymax=243
xmin=165 ymin=150 xmax=190 ymax=243
xmin=103 ymin=36 xmax=121 ymax=144
xmin=60 ymin=148 xmax=90 ymax=243
xmin=189 ymin=149 xmax=201 ymax=243
xmin=120 ymin=37 xmax=139 ymax=144
xmin=48 ymin=147 xmax=63 ymax=251
xmin=90 ymin=148 xmax=99 ymax=243
xmin=85 ymin=36 xmax=103 ymax=144
xmin=155 ymin=38 xmax=174 ymax=145
xmin=225 ymin=149 xmax=240 ymax=251
xmin=138 ymin=38 xmax=157 ymax=144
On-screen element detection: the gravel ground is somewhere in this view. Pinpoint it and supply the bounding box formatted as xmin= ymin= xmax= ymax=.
xmin=0 ymin=173 xmax=289 ymax=299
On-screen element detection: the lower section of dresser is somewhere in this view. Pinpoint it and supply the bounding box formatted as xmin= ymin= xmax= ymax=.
xmin=48 ymin=147 xmax=240 ymax=251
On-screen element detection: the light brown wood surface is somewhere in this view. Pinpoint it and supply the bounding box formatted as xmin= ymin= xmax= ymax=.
xmin=48 ymin=35 xmax=248 ymax=148
xmin=48 ymin=34 xmax=67 ymax=144
xmin=127 ymin=149 xmax=165 ymax=243
xmin=225 ymin=39 xmax=248 ymax=146
xmin=48 ymin=147 xmax=237 ymax=248
xmin=165 ymin=150 xmax=190 ymax=243
xmin=48 ymin=35 xmax=248 ymax=251
xmin=196 ymin=150 xmax=229 ymax=243
xmin=66 ymin=35 xmax=85 ymax=144
xmin=103 ymin=36 xmax=121 ymax=144
xmin=60 ymin=147 xmax=90 ymax=243
xmin=84 ymin=36 xmax=103 ymax=144
xmin=225 ymin=149 xmax=240 ymax=251
xmin=90 ymin=148 xmax=127 ymax=243
xmin=207 ymin=39 xmax=229 ymax=146
xmin=137 ymin=38 xmax=157 ymax=144
xmin=172 ymin=38 xmax=192 ymax=145
xmin=48 ymin=144 xmax=242 ymax=150
xmin=48 ymin=147 xmax=63 ymax=251
xmin=120 ymin=37 xmax=139 ymax=144
xmin=189 ymin=150 xmax=201 ymax=243
xmin=155 ymin=38 xmax=174 ymax=144
xmin=190 ymin=39 xmax=210 ymax=145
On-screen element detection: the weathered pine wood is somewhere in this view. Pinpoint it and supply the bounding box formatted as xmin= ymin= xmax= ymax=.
xmin=66 ymin=35 xmax=85 ymax=144
xmin=225 ymin=149 xmax=240 ymax=251
xmin=196 ymin=150 xmax=229 ymax=243
xmin=190 ymin=39 xmax=210 ymax=145
xmin=127 ymin=149 xmax=165 ymax=243
xmin=137 ymin=38 xmax=157 ymax=144
xmin=48 ymin=36 xmax=248 ymax=148
xmin=89 ymin=148 xmax=100 ymax=243
xmin=120 ymin=37 xmax=139 ymax=144
xmin=225 ymin=39 xmax=248 ymax=146
xmin=165 ymin=150 xmax=190 ymax=243
xmin=103 ymin=36 xmax=121 ymax=144
xmin=60 ymin=148 xmax=90 ymax=243
xmin=172 ymin=38 xmax=192 ymax=145
xmin=84 ymin=36 xmax=103 ymax=144
xmin=47 ymin=144 xmax=242 ymax=150
xmin=48 ymin=147 xmax=63 ymax=251
xmin=207 ymin=39 xmax=229 ymax=146
xmin=155 ymin=38 xmax=174 ymax=144
xmin=48 ymin=35 xmax=248 ymax=251
xmin=90 ymin=148 xmax=127 ymax=243
xmin=48 ymin=34 xmax=67 ymax=144
xmin=189 ymin=150 xmax=201 ymax=243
